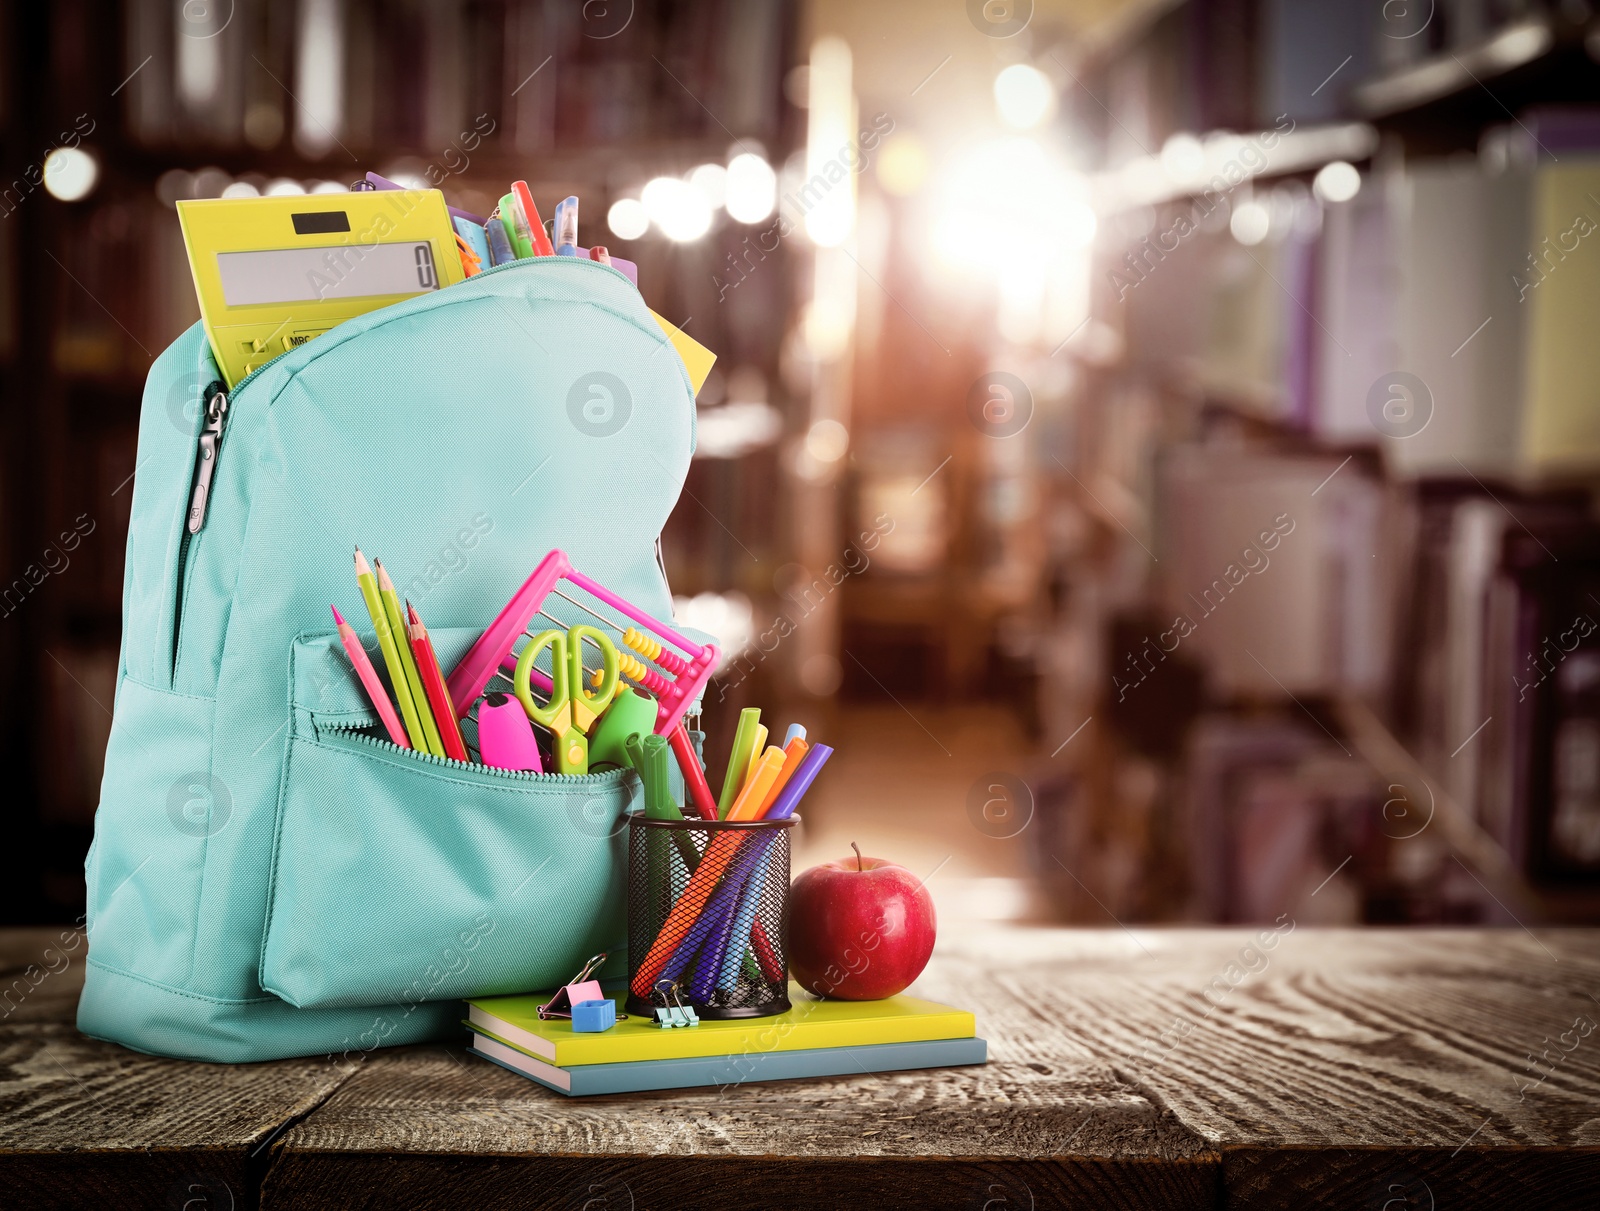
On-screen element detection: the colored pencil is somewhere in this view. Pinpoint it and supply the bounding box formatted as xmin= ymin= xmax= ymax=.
xmin=355 ymin=548 xmax=427 ymax=751
xmin=331 ymin=605 xmax=410 ymax=749
xmin=407 ymin=601 xmax=469 ymax=762
xmin=376 ymin=560 xmax=445 ymax=757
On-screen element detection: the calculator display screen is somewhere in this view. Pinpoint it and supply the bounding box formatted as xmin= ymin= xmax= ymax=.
xmin=216 ymin=242 xmax=440 ymax=306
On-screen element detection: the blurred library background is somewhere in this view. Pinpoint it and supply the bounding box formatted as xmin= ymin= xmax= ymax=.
xmin=6 ymin=0 xmax=1600 ymax=932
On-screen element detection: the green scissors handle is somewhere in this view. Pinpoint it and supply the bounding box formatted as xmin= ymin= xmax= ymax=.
xmin=513 ymin=625 xmax=621 ymax=775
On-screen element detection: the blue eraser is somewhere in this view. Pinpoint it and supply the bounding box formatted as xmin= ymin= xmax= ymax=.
xmin=572 ymin=999 xmax=616 ymax=1032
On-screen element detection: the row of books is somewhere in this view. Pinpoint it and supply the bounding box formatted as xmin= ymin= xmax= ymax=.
xmin=115 ymin=0 xmax=790 ymax=155
xmin=467 ymin=984 xmax=984 ymax=1097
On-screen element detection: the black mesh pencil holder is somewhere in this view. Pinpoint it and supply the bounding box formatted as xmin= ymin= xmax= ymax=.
xmin=626 ymin=814 xmax=797 ymax=1020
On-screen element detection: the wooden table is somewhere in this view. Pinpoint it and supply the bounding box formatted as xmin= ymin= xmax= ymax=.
xmin=3 ymin=925 xmax=1597 ymax=1209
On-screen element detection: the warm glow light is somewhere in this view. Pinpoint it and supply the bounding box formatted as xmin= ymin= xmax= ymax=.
xmin=221 ymin=180 xmax=260 ymax=198
xmin=607 ymin=197 xmax=649 ymax=240
xmin=1230 ymin=200 xmax=1270 ymax=245
xmin=993 ymin=64 xmax=1056 ymax=130
xmin=42 ymin=147 xmax=98 ymax=202
xmin=265 ymin=178 xmax=306 ymax=195
xmin=1160 ymin=133 xmax=1206 ymax=185
xmin=689 ymin=163 xmax=728 ymax=210
xmin=804 ymin=37 xmax=855 ymax=246
xmin=930 ymin=138 xmax=1093 ymax=270
xmin=804 ymin=418 xmax=850 ymax=463
xmin=642 ymin=176 xmax=713 ymax=242
xmin=876 ymin=134 xmax=929 ymax=196
xmin=725 ymin=153 xmax=776 ymax=223
xmin=1313 ymin=160 xmax=1362 ymax=203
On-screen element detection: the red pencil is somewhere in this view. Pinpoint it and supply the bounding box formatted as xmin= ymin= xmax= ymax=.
xmin=331 ymin=605 xmax=410 ymax=749
xmin=407 ymin=601 xmax=470 ymax=763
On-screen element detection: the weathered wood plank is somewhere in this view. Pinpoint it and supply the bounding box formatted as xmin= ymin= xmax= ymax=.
xmin=261 ymin=1046 xmax=1218 ymax=1211
xmin=4 ymin=927 xmax=1599 ymax=1209
xmin=933 ymin=926 xmax=1600 ymax=1208
xmin=0 ymin=929 xmax=356 ymax=1211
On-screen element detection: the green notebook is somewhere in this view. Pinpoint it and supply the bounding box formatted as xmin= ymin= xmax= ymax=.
xmin=466 ymin=982 xmax=975 ymax=1067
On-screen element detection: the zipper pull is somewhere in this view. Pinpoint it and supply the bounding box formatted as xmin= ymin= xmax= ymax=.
xmin=187 ymin=381 xmax=229 ymax=535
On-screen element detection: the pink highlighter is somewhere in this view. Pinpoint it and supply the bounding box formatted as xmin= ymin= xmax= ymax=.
xmin=477 ymin=692 xmax=543 ymax=773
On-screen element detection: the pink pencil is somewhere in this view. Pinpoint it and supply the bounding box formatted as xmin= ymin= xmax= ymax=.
xmin=332 ymin=605 xmax=410 ymax=749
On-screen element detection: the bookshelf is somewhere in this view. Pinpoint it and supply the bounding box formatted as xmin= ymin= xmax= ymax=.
xmin=1029 ymin=0 xmax=1600 ymax=925
xmin=0 ymin=0 xmax=800 ymax=923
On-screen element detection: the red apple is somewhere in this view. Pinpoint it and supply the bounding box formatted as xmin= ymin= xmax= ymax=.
xmin=787 ymin=843 xmax=936 ymax=1000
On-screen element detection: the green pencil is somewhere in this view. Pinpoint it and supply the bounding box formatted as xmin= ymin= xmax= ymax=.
xmin=354 ymin=548 xmax=427 ymax=751
xmin=375 ymin=559 xmax=445 ymax=757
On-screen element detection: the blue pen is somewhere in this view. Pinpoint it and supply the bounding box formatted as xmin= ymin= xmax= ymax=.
xmin=554 ymin=195 xmax=580 ymax=256
xmin=484 ymin=216 xmax=516 ymax=266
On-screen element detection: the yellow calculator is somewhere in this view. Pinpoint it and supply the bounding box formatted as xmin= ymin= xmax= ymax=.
xmin=176 ymin=190 xmax=466 ymax=388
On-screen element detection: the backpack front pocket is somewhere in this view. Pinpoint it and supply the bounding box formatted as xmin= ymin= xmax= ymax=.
xmin=261 ymin=630 xmax=637 ymax=1011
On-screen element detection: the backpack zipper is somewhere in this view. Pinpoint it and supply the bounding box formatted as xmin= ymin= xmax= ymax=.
xmin=165 ymin=255 xmax=650 ymax=680
xmin=316 ymin=717 xmax=634 ymax=786
xmin=187 ymin=381 xmax=229 ymax=533
xmin=171 ymin=378 xmax=227 ymax=676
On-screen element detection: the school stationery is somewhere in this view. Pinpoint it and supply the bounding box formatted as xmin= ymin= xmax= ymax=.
xmin=361 ymin=171 xmax=484 ymax=226
xmin=759 ymin=736 xmax=810 ymax=815
xmin=571 ymin=999 xmax=616 ymax=1032
xmin=176 ymin=190 xmax=465 ymax=388
xmin=718 ymin=707 xmax=761 ymax=818
xmin=453 ymin=215 xmax=491 ymax=270
xmin=630 ymin=746 xmax=832 ymax=1002
xmin=726 ymin=746 xmax=785 ymax=821
xmin=331 ymin=605 xmax=410 ymax=749
xmin=513 ymin=182 xmax=556 ymax=256
xmin=407 ymin=602 xmax=469 ymax=762
xmin=448 ymin=549 xmax=719 ymax=748
xmin=473 ymin=1031 xmax=988 ymax=1097
xmin=554 ymin=196 xmax=580 ymax=256
xmin=453 ymin=233 xmax=482 ymax=278
xmin=587 ymin=684 xmax=657 ymax=771
xmin=783 ymin=723 xmax=806 ymax=746
xmin=652 ymin=981 xmax=699 ymax=1028
xmin=669 ymin=724 xmax=721 ymax=820
xmin=649 ymin=312 xmax=717 ymax=395
xmin=484 ymin=217 xmax=515 ymax=266
xmin=88 ymin=233 xmax=700 ymax=1063
xmin=588 ymin=246 xmax=611 ymax=265
xmin=764 ymin=741 xmax=833 ymax=820
xmin=743 ymin=727 xmax=769 ymax=792
xmin=537 ymin=954 xmax=611 ymax=1021
xmin=377 ymin=561 xmax=444 ymax=757
xmin=512 ymin=625 xmax=620 ymax=775
xmin=470 ymin=985 xmax=976 ymax=1066
xmin=354 ymin=548 xmax=427 ymax=751
xmin=476 ymin=691 xmax=542 ymax=772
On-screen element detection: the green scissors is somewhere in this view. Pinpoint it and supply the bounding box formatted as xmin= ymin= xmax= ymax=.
xmin=513 ymin=625 xmax=621 ymax=775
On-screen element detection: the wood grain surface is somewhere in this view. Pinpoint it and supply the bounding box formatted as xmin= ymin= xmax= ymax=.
xmin=2 ymin=926 xmax=1597 ymax=1210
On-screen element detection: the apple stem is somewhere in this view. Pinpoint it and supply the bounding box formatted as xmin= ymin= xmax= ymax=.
xmin=852 ymin=841 xmax=862 ymax=872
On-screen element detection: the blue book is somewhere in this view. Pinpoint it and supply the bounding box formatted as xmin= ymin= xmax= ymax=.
xmin=471 ymin=1031 xmax=988 ymax=1097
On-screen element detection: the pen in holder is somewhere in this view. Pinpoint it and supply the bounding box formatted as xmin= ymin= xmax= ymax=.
xmin=626 ymin=814 xmax=796 ymax=1020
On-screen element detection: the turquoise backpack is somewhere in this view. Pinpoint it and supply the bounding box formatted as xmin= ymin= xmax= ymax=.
xmin=78 ymin=257 xmax=697 ymax=1062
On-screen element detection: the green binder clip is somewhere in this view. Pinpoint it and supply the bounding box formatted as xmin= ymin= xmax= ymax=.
xmin=652 ymin=980 xmax=699 ymax=1029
